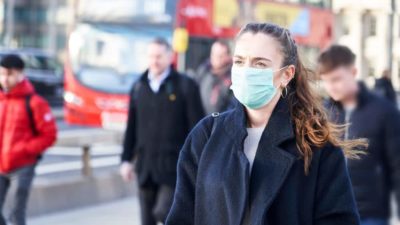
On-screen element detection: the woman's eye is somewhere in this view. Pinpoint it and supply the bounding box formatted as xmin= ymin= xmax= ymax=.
xmin=255 ymin=62 xmax=267 ymax=68
xmin=233 ymin=60 xmax=243 ymax=65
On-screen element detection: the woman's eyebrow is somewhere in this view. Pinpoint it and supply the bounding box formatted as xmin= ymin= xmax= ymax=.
xmin=253 ymin=57 xmax=272 ymax=62
xmin=233 ymin=56 xmax=272 ymax=62
xmin=233 ymin=55 xmax=244 ymax=59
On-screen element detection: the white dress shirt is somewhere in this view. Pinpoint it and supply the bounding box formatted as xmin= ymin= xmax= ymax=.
xmin=148 ymin=68 xmax=170 ymax=93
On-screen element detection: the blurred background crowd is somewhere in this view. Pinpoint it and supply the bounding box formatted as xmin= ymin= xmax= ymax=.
xmin=0 ymin=0 xmax=399 ymax=224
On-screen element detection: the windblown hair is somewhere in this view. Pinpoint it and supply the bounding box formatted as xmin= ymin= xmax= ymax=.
xmin=237 ymin=23 xmax=367 ymax=173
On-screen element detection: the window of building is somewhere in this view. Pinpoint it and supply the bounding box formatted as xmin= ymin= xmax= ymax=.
xmin=56 ymin=33 xmax=66 ymax=50
xmin=398 ymin=16 xmax=400 ymax=37
xmin=362 ymin=12 xmax=377 ymax=37
xmin=368 ymin=66 xmax=376 ymax=77
xmin=337 ymin=11 xmax=350 ymax=35
xmin=14 ymin=7 xmax=30 ymax=23
xmin=283 ymin=0 xmax=330 ymax=8
xmin=342 ymin=17 xmax=350 ymax=35
xmin=368 ymin=15 xmax=377 ymax=36
xmin=398 ymin=62 xmax=400 ymax=80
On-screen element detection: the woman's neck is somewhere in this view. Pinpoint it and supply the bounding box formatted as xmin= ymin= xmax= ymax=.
xmin=245 ymin=94 xmax=281 ymax=128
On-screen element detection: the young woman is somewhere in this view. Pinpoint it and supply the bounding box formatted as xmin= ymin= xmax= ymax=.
xmin=165 ymin=23 xmax=364 ymax=225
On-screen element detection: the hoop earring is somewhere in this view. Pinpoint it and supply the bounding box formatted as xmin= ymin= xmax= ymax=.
xmin=281 ymin=85 xmax=288 ymax=98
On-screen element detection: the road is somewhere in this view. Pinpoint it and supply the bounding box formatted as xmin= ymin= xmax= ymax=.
xmin=28 ymin=196 xmax=399 ymax=225
xmin=30 ymin=197 xmax=141 ymax=225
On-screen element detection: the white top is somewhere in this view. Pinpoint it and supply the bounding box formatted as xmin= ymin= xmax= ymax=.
xmin=148 ymin=68 xmax=170 ymax=93
xmin=244 ymin=127 xmax=264 ymax=174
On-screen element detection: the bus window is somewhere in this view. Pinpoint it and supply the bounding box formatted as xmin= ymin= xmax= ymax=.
xmin=68 ymin=24 xmax=168 ymax=94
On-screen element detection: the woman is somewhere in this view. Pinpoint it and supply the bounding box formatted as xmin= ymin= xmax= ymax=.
xmin=165 ymin=23 xmax=364 ymax=225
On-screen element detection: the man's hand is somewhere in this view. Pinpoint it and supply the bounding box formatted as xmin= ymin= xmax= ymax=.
xmin=120 ymin=162 xmax=134 ymax=182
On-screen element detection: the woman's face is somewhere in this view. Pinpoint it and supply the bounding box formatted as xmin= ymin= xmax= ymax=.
xmin=233 ymin=32 xmax=294 ymax=88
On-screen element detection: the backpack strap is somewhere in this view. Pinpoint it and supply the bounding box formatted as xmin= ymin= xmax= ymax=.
xmin=25 ymin=95 xmax=38 ymax=136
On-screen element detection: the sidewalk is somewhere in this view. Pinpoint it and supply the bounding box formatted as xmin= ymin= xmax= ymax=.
xmin=28 ymin=195 xmax=400 ymax=225
xmin=30 ymin=197 xmax=140 ymax=225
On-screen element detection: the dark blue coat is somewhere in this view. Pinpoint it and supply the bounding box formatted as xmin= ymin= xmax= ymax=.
xmin=326 ymin=83 xmax=400 ymax=219
xmin=166 ymin=98 xmax=360 ymax=225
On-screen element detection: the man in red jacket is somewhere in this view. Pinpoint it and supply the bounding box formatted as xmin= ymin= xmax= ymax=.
xmin=0 ymin=54 xmax=57 ymax=225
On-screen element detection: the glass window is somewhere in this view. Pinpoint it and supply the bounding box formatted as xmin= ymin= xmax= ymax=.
xmin=398 ymin=16 xmax=400 ymax=37
xmin=14 ymin=7 xmax=29 ymax=23
xmin=364 ymin=13 xmax=377 ymax=36
xmin=0 ymin=52 xmax=62 ymax=77
xmin=369 ymin=16 xmax=377 ymax=36
xmin=368 ymin=66 xmax=375 ymax=77
xmin=68 ymin=24 xmax=172 ymax=94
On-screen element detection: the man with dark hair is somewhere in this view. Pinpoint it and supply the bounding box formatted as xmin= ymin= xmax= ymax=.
xmin=120 ymin=38 xmax=204 ymax=225
xmin=191 ymin=40 xmax=234 ymax=114
xmin=318 ymin=45 xmax=400 ymax=225
xmin=0 ymin=54 xmax=57 ymax=225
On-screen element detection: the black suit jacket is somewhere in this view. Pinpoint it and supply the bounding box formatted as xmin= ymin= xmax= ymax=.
xmin=121 ymin=67 xmax=205 ymax=187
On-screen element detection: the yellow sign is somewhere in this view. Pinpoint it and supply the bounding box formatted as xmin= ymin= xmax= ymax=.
xmin=173 ymin=28 xmax=189 ymax=53
xmin=254 ymin=2 xmax=300 ymax=29
xmin=213 ymin=0 xmax=240 ymax=27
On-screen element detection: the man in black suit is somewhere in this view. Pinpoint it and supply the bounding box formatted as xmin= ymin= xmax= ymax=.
xmin=120 ymin=38 xmax=204 ymax=225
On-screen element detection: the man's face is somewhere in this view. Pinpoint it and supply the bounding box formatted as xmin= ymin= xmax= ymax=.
xmin=0 ymin=67 xmax=23 ymax=91
xmin=147 ymin=43 xmax=172 ymax=76
xmin=320 ymin=66 xmax=358 ymax=102
xmin=210 ymin=42 xmax=231 ymax=70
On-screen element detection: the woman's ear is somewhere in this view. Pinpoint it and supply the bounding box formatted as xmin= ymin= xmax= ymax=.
xmin=281 ymin=65 xmax=295 ymax=87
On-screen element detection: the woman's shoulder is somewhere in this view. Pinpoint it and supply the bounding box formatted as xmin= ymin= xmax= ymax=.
xmin=314 ymin=142 xmax=346 ymax=164
xmin=189 ymin=109 xmax=234 ymax=139
xmin=184 ymin=110 xmax=235 ymax=154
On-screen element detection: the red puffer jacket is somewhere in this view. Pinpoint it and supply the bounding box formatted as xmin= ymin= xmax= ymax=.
xmin=0 ymin=79 xmax=57 ymax=173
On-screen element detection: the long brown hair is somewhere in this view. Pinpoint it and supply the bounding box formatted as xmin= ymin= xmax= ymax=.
xmin=237 ymin=23 xmax=367 ymax=173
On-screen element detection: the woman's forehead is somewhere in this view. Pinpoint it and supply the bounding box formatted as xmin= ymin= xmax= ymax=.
xmin=234 ymin=32 xmax=282 ymax=61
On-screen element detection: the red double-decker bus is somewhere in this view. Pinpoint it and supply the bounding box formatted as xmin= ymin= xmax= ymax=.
xmin=64 ymin=0 xmax=333 ymax=129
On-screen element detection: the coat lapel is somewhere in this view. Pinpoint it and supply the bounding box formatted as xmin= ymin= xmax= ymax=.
xmin=223 ymin=98 xmax=297 ymax=224
xmin=248 ymin=98 xmax=296 ymax=224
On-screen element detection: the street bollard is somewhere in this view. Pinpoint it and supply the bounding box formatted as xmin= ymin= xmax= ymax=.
xmin=82 ymin=145 xmax=92 ymax=177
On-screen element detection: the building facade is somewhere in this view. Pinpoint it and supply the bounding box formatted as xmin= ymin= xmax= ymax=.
xmin=0 ymin=0 xmax=76 ymax=58
xmin=332 ymin=0 xmax=400 ymax=89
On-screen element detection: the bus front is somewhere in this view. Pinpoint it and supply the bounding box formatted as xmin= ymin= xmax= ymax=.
xmin=64 ymin=24 xmax=171 ymax=130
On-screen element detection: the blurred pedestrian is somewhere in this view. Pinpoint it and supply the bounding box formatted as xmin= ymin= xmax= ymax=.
xmin=0 ymin=54 xmax=57 ymax=225
xmin=166 ymin=23 xmax=363 ymax=225
xmin=319 ymin=45 xmax=400 ymax=225
xmin=374 ymin=69 xmax=397 ymax=105
xmin=191 ymin=40 xmax=234 ymax=114
xmin=120 ymin=38 xmax=204 ymax=225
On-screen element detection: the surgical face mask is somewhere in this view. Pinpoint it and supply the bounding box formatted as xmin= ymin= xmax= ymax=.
xmin=230 ymin=66 xmax=286 ymax=109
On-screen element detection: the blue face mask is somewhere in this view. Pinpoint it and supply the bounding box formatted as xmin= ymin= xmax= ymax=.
xmin=230 ymin=66 xmax=285 ymax=109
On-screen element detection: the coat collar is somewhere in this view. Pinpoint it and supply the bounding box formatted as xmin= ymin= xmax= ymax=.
xmin=0 ymin=78 xmax=34 ymax=99
xmin=224 ymin=97 xmax=295 ymax=147
xmin=224 ymin=98 xmax=297 ymax=224
xmin=140 ymin=65 xmax=178 ymax=83
xmin=328 ymin=81 xmax=372 ymax=111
